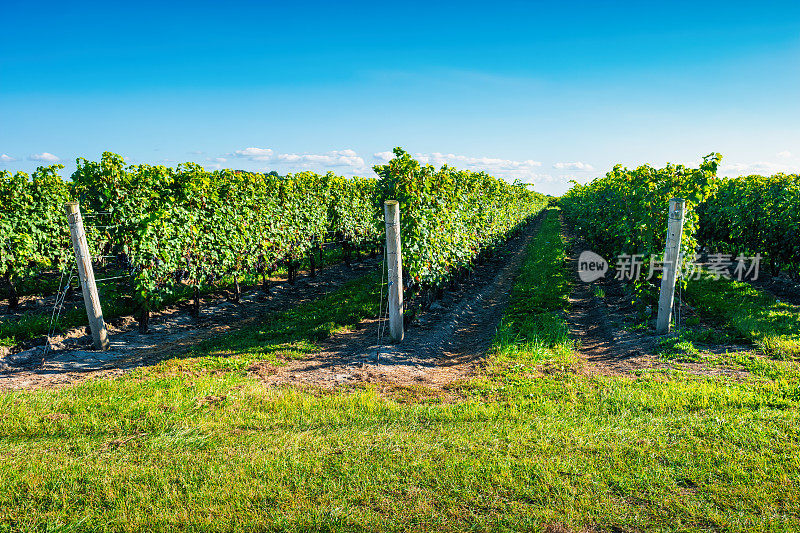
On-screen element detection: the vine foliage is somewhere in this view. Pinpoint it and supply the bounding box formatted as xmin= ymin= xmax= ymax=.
xmin=373 ymin=147 xmax=548 ymax=298
xmin=697 ymin=173 xmax=800 ymax=279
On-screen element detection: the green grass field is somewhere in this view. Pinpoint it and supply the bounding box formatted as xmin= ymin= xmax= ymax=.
xmin=1 ymin=209 xmax=799 ymax=532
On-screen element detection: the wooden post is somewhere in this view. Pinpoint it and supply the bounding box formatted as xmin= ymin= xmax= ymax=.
xmin=383 ymin=200 xmax=404 ymax=342
xmin=656 ymin=198 xmax=686 ymax=334
xmin=64 ymin=202 xmax=110 ymax=350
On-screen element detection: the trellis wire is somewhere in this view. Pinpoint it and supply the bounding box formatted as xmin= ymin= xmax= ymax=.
xmin=40 ymin=265 xmax=76 ymax=367
xmin=95 ymin=275 xmax=128 ymax=283
xmin=375 ymin=244 xmax=389 ymax=363
xmin=678 ymin=262 xmax=684 ymax=329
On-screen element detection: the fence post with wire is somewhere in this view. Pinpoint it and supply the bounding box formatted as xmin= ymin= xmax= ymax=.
xmin=64 ymin=201 xmax=110 ymax=350
xmin=383 ymin=200 xmax=404 ymax=343
xmin=656 ymin=198 xmax=686 ymax=335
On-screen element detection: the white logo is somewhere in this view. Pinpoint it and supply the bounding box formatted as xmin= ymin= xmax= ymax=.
xmin=578 ymin=250 xmax=608 ymax=282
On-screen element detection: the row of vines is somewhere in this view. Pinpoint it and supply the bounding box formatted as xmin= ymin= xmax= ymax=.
xmin=0 ymin=165 xmax=72 ymax=310
xmin=697 ymin=174 xmax=800 ymax=278
xmin=2 ymin=153 xmax=382 ymax=329
xmin=2 ymin=148 xmax=547 ymax=334
xmin=560 ymin=153 xmax=722 ymax=297
xmin=374 ymin=148 xmax=548 ymax=310
xmin=561 ymin=153 xmax=800 ymax=287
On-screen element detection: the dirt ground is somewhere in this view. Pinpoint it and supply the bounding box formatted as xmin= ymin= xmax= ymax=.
xmin=248 ymin=221 xmax=540 ymax=391
xmin=3 ymin=215 xmax=780 ymax=392
xmin=0 ymin=258 xmax=379 ymax=391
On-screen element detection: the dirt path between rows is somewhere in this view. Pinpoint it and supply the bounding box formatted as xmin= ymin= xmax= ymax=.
xmin=2 ymin=215 xmax=542 ymax=392
xmin=248 ymin=218 xmax=543 ymax=391
xmin=0 ymin=258 xmax=379 ymax=391
xmin=565 ymin=226 xmax=754 ymax=378
xmin=566 ymin=254 xmax=666 ymax=376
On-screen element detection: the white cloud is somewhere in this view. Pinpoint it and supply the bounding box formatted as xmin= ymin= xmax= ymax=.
xmin=777 ymin=150 xmax=793 ymax=159
xmin=28 ymin=152 xmax=60 ymax=162
xmin=414 ymin=152 xmax=542 ymax=172
xmin=232 ymin=147 xmax=274 ymax=161
xmin=553 ymin=161 xmax=594 ymax=171
xmin=517 ymin=173 xmax=559 ymax=184
xmin=276 ymin=150 xmax=364 ymax=168
xmin=230 ymin=147 xmax=365 ymax=170
xmin=373 ymin=151 xmax=394 ymax=162
xmin=372 ymin=150 xmax=546 ymax=182
xmin=719 ymin=161 xmax=798 ymax=177
xmin=0 ymin=154 xmax=18 ymax=163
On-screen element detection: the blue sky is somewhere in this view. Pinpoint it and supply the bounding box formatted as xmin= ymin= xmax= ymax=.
xmin=2 ymin=0 xmax=799 ymax=194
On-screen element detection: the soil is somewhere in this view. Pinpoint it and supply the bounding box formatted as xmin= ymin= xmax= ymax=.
xmin=2 ymin=214 xmax=774 ymax=392
xmin=248 ymin=219 xmax=541 ymax=391
xmin=567 ymin=269 xmax=664 ymax=376
xmin=0 ymin=214 xmax=540 ymax=392
xmin=0 ymin=257 xmax=379 ymax=391
xmin=566 ymin=230 xmax=755 ymax=378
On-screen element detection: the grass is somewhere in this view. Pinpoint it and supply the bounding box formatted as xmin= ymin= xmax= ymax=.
xmin=488 ymin=207 xmax=575 ymax=380
xmin=1 ymin=210 xmax=799 ymax=531
xmin=655 ymin=326 xmax=800 ymax=381
xmin=684 ymin=275 xmax=800 ymax=359
xmin=655 ymin=320 xmax=745 ymax=362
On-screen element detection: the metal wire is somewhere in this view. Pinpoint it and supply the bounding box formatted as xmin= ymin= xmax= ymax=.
xmin=675 ymin=251 xmax=683 ymax=330
xmin=376 ymin=244 xmax=388 ymax=363
xmin=94 ymin=275 xmax=128 ymax=283
xmin=41 ymin=265 xmax=76 ymax=367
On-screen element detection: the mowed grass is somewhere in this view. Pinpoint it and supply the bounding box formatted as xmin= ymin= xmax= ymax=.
xmin=487 ymin=207 xmax=575 ymax=380
xmin=685 ymin=275 xmax=800 ymax=359
xmin=1 ymin=209 xmax=799 ymax=531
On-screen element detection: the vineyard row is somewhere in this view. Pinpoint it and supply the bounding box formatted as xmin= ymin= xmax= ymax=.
xmin=560 ymin=154 xmax=800 ymax=284
xmin=1 ymin=148 xmax=548 ymax=330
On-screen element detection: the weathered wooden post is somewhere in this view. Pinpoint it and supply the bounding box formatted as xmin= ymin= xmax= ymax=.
xmin=383 ymin=200 xmax=404 ymax=342
xmin=656 ymin=198 xmax=686 ymax=334
xmin=64 ymin=202 xmax=110 ymax=350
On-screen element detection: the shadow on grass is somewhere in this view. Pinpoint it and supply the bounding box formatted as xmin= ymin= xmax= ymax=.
xmin=162 ymin=272 xmax=382 ymax=372
xmin=685 ymin=276 xmax=800 ymax=359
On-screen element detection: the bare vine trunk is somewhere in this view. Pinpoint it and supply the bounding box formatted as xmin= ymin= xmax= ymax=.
xmin=6 ymin=274 xmax=19 ymax=311
xmin=138 ymin=307 xmax=150 ymax=333
xmin=232 ymin=275 xmax=241 ymax=303
xmin=191 ymin=287 xmax=201 ymax=318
